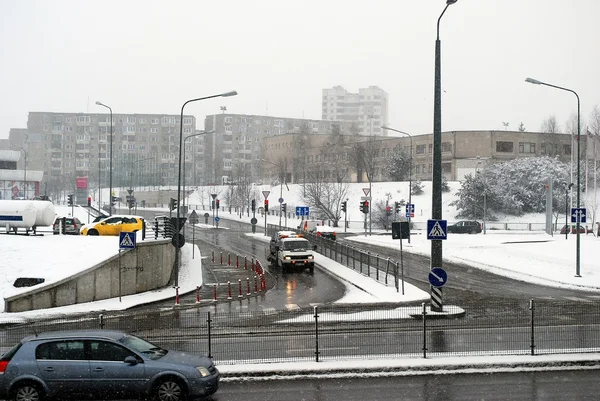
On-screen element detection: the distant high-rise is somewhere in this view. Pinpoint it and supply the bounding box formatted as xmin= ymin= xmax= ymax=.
xmin=321 ymin=86 xmax=389 ymax=136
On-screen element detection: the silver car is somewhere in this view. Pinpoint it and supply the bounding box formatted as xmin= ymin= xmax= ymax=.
xmin=0 ymin=330 xmax=219 ymax=401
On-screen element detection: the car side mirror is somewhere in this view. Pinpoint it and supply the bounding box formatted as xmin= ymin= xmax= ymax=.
xmin=124 ymin=356 xmax=138 ymax=365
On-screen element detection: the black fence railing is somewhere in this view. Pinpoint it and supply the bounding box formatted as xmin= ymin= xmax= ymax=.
xmin=2 ymin=300 xmax=600 ymax=364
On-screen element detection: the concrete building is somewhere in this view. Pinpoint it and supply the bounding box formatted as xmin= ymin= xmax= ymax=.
xmin=0 ymin=149 xmax=44 ymax=200
xmin=321 ymin=86 xmax=389 ymax=136
xmin=8 ymin=112 xmax=196 ymax=205
xmin=261 ymin=130 xmax=582 ymax=184
xmin=203 ymin=114 xmax=354 ymax=185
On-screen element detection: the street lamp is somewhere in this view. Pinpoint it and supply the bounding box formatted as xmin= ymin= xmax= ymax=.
xmin=95 ymin=101 xmax=113 ymax=214
xmin=381 ymin=126 xmax=413 ymax=243
xmin=432 ymin=0 xmax=458 ymax=312
xmin=175 ymin=91 xmax=238 ymax=288
xmin=183 ymin=131 xmax=214 ymax=212
xmin=525 ymin=77 xmax=581 ymax=277
xmin=20 ymin=147 xmax=27 ymax=199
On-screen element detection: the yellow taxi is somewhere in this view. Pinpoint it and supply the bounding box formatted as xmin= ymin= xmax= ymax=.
xmin=80 ymin=215 xmax=144 ymax=236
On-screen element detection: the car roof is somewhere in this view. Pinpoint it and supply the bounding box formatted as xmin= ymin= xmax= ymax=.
xmin=313 ymin=226 xmax=335 ymax=232
xmin=280 ymin=237 xmax=309 ymax=242
xmin=23 ymin=329 xmax=127 ymax=342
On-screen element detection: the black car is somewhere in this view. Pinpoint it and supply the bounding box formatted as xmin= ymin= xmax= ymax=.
xmin=446 ymin=220 xmax=482 ymax=234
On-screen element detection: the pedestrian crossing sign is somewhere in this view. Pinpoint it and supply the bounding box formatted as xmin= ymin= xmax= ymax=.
xmin=427 ymin=220 xmax=447 ymax=240
xmin=119 ymin=231 xmax=136 ymax=249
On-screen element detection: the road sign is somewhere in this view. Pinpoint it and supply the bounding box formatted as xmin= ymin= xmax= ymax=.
xmin=363 ymin=188 xmax=370 ymax=196
xmin=279 ymin=197 xmax=284 ymax=203
xmin=571 ymin=207 xmax=587 ymax=223
xmin=405 ymin=203 xmax=415 ymax=218
xmin=171 ymin=233 xmax=185 ymax=248
xmin=119 ymin=232 xmax=136 ymax=250
xmin=188 ymin=210 xmax=199 ymax=225
xmin=127 ymin=189 xmax=133 ymax=195
xmin=295 ymin=206 xmax=309 ymax=216
xmin=262 ymin=191 xmax=270 ymax=199
xmin=250 ymin=217 xmax=258 ymax=224
xmin=360 ymin=196 xmax=372 ymax=201
xmin=427 ymin=219 xmax=447 ymax=240
xmin=428 ymin=267 xmax=447 ymax=287
xmin=215 ymin=216 xmax=220 ymax=222
xmin=211 ymin=193 xmax=217 ymax=200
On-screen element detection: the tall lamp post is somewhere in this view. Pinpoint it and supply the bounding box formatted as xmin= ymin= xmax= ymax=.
xmin=526 ymin=77 xmax=581 ymax=277
xmin=183 ymin=131 xmax=214 ymax=212
xmin=95 ymin=101 xmax=113 ymax=214
xmin=381 ymin=126 xmax=413 ymax=243
xmin=175 ymin=91 xmax=238 ymax=288
xmin=20 ymin=147 xmax=28 ymax=199
xmin=432 ymin=0 xmax=458 ymax=312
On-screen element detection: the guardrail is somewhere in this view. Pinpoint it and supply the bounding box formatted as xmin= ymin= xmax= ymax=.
xmin=2 ymin=300 xmax=599 ymax=364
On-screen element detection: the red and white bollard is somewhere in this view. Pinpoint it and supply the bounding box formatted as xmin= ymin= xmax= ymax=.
xmin=251 ymin=258 xmax=255 ymax=272
xmin=175 ymin=286 xmax=180 ymax=306
xmin=211 ymin=251 xmax=215 ymax=263
xmin=220 ymin=252 xmax=223 ymax=265
xmin=254 ymin=275 xmax=258 ymax=293
xmin=236 ymin=255 xmax=239 ymax=268
xmin=195 ymin=286 xmax=200 ymax=303
xmin=246 ymin=277 xmax=251 ymax=295
xmin=227 ymin=281 xmax=232 ymax=300
xmin=244 ymin=256 xmax=248 ymax=270
xmin=238 ymin=279 xmax=243 ymax=298
xmin=213 ymin=284 xmax=217 ymax=301
xmin=260 ymin=274 xmax=266 ymax=291
xmin=228 ymin=253 xmax=231 ymax=266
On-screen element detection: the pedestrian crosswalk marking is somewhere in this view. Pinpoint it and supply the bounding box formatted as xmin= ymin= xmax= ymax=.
xmin=428 ymin=222 xmax=446 ymax=237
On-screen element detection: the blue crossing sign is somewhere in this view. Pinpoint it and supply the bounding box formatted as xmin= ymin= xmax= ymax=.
xmin=215 ymin=216 xmax=220 ymax=222
xmin=428 ymin=267 xmax=447 ymax=287
xmin=119 ymin=231 xmax=136 ymax=250
xmin=427 ymin=219 xmax=447 ymax=240
xmin=295 ymin=206 xmax=309 ymax=216
xmin=571 ymin=207 xmax=587 ymax=223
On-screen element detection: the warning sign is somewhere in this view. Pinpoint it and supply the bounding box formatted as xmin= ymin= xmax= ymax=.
xmin=119 ymin=231 xmax=136 ymax=249
xmin=426 ymin=220 xmax=447 ymax=240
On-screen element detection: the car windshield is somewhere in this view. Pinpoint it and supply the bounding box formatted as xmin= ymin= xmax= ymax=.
xmin=118 ymin=334 xmax=167 ymax=359
xmin=284 ymin=241 xmax=308 ymax=251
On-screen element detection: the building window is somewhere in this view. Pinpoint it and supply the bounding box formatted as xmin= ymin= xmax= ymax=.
xmin=442 ymin=142 xmax=453 ymax=152
xmin=442 ymin=162 xmax=452 ymax=173
xmin=150 ymin=128 xmax=159 ymax=133
xmin=76 ymin=116 xmax=90 ymax=124
xmin=139 ymin=118 xmax=146 ymax=124
xmin=416 ymin=144 xmax=425 ymax=154
xmin=519 ymin=142 xmax=536 ymax=153
xmin=126 ymin=116 xmax=136 ymax=123
xmin=151 ymin=118 xmax=159 ymax=124
xmin=183 ymin=117 xmax=193 ymax=125
xmin=496 ymin=141 xmax=513 ymax=153
xmin=428 ymin=144 xmax=433 ymax=154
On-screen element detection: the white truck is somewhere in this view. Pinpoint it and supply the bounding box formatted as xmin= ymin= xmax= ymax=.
xmin=274 ymin=236 xmax=316 ymax=274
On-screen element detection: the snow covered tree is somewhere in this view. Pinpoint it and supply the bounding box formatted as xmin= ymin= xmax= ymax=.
xmin=385 ymin=145 xmax=411 ymax=181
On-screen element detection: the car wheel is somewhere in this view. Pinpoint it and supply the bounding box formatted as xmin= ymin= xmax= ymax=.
xmin=88 ymin=229 xmax=99 ymax=236
xmin=153 ymin=377 xmax=185 ymax=401
xmin=11 ymin=381 xmax=44 ymax=401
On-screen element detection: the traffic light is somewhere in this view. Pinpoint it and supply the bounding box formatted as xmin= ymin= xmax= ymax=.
xmin=360 ymin=200 xmax=369 ymax=214
xmin=264 ymin=199 xmax=269 ymax=212
xmin=251 ymin=199 xmax=256 ymax=211
xmin=341 ymin=201 xmax=347 ymax=213
xmin=216 ymin=199 xmax=220 ymax=210
xmin=67 ymin=194 xmax=73 ymax=207
xmin=169 ymin=198 xmax=177 ymax=211
xmin=385 ymin=205 xmax=392 ymax=216
xmin=111 ymin=196 xmax=117 ymax=206
xmin=281 ymin=203 xmax=287 ymax=213
xmin=87 ymin=196 xmax=91 ymax=207
xmin=394 ymin=201 xmax=400 ymax=213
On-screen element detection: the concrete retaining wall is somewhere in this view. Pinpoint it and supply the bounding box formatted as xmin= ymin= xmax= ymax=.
xmin=5 ymin=239 xmax=176 ymax=313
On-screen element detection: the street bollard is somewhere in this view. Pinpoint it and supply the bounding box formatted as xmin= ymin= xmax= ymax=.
xmin=254 ymin=275 xmax=258 ymax=293
xmin=227 ymin=281 xmax=232 ymax=300
xmin=175 ymin=286 xmax=180 ymax=306
xmin=238 ymin=279 xmax=243 ymax=298
xmin=213 ymin=284 xmax=217 ymax=301
xmin=195 ymin=286 xmax=200 ymax=303
xmin=247 ymin=277 xmax=251 ymax=295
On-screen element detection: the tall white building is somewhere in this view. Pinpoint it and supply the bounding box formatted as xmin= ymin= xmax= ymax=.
xmin=321 ymin=86 xmax=389 ymax=136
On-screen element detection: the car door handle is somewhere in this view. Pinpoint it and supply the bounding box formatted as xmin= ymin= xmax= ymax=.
xmin=44 ymin=367 xmax=55 ymax=372
xmin=93 ymin=367 xmax=105 ymax=372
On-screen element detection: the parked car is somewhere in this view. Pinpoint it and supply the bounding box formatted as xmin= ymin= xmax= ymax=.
xmin=80 ymin=215 xmax=144 ymax=236
xmin=0 ymin=329 xmax=219 ymax=401
xmin=446 ymin=220 xmax=482 ymax=234
xmin=560 ymin=224 xmax=594 ymax=234
xmin=310 ymin=225 xmax=337 ymax=241
xmin=52 ymin=216 xmax=82 ymax=235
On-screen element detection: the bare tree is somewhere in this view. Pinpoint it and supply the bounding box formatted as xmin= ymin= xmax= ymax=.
xmin=540 ymin=115 xmax=561 ymax=133
xmin=301 ymin=163 xmax=349 ymax=226
xmin=320 ymin=124 xmax=351 ymax=183
xmin=518 ymin=122 xmax=526 ymax=132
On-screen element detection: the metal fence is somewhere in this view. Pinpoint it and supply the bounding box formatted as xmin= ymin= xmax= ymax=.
xmin=2 ymin=300 xmax=600 ymax=365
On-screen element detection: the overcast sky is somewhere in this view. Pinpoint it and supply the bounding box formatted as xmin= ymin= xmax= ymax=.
xmin=1 ymin=0 xmax=598 ymax=139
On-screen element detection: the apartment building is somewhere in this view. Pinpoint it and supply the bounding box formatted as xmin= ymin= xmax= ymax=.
xmin=321 ymin=86 xmax=389 ymax=136
xmin=8 ymin=112 xmax=196 ymax=203
xmin=203 ymin=114 xmax=355 ymax=185
xmin=261 ymin=130 xmax=582 ymax=184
